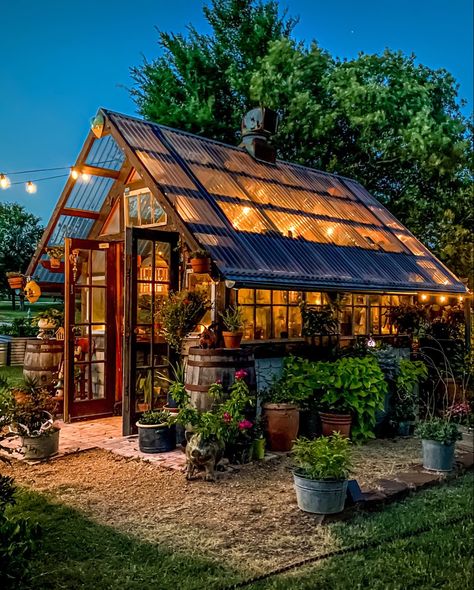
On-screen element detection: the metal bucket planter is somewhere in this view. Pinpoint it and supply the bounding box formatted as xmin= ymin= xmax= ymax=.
xmin=422 ymin=439 xmax=455 ymax=471
xmin=137 ymin=422 xmax=176 ymax=453
xmin=252 ymin=437 xmax=266 ymax=460
xmin=21 ymin=428 xmax=60 ymax=460
xmin=293 ymin=471 xmax=348 ymax=514
xmin=397 ymin=421 xmax=412 ymax=436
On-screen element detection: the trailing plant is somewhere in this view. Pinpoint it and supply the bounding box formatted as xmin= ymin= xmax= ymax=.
xmin=220 ymin=305 xmax=244 ymax=332
xmin=156 ymin=290 xmax=209 ymax=352
xmin=189 ymin=249 xmax=210 ymax=260
xmin=137 ymin=410 xmax=174 ymax=426
xmin=315 ymin=356 xmax=387 ymax=442
xmin=415 ymin=418 xmax=462 ymax=445
xmin=299 ymin=301 xmax=339 ymax=337
xmin=292 ymin=433 xmax=351 ymax=480
xmin=31 ymin=307 xmax=64 ymax=329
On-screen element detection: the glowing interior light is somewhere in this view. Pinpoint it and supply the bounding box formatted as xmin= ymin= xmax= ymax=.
xmin=459 ymin=296 xmax=464 ymax=303
xmin=81 ymin=173 xmax=91 ymax=182
xmin=439 ymin=295 xmax=447 ymax=304
xmin=25 ymin=181 xmax=37 ymax=194
xmin=420 ymin=294 xmax=428 ymax=301
xmin=0 ymin=174 xmax=11 ymax=189
xmin=288 ymin=226 xmax=296 ymax=237
xmin=326 ymin=226 xmax=334 ymax=237
xmin=242 ymin=206 xmax=251 ymax=215
xmin=70 ymin=168 xmax=79 ymax=180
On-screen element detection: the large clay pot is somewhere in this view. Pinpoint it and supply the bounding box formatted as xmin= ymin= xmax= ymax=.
xmin=262 ymin=403 xmax=299 ymax=452
xmin=222 ymin=331 xmax=243 ymax=349
xmin=319 ymin=412 xmax=352 ymax=438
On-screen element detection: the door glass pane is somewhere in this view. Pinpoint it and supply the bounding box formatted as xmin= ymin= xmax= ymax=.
xmin=91 ymin=363 xmax=106 ymax=399
xmin=91 ymin=250 xmax=106 ymax=285
xmin=370 ymin=306 xmax=381 ymax=334
xmin=91 ymin=288 xmax=106 ymax=323
xmin=75 ymin=250 xmax=90 ymax=285
xmin=137 ymin=293 xmax=153 ymax=324
xmin=74 ymin=288 xmax=89 ymax=323
xmin=353 ymin=307 xmax=367 ymax=335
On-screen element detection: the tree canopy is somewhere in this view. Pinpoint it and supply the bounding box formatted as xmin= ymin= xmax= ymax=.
xmin=0 ymin=203 xmax=43 ymax=290
xmin=130 ymin=0 xmax=473 ymax=285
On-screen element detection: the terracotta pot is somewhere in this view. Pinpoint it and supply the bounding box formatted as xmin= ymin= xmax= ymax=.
xmin=263 ymin=403 xmax=299 ymax=452
xmin=7 ymin=277 xmax=23 ymax=290
xmin=319 ymin=412 xmax=352 ymax=438
xmin=38 ymin=319 xmax=56 ymax=330
xmin=222 ymin=331 xmax=243 ymax=349
xmin=190 ymin=258 xmax=211 ymax=274
xmin=136 ymin=402 xmax=151 ymax=413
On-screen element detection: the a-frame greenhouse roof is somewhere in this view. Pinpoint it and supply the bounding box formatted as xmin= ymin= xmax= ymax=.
xmin=28 ymin=109 xmax=467 ymax=294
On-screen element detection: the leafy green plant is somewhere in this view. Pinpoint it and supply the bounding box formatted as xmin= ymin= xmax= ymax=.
xmin=415 ymin=419 xmax=462 ymax=445
xmin=10 ymin=379 xmax=58 ymax=437
xmin=369 ymin=345 xmax=401 ymax=381
xmin=299 ymin=301 xmax=339 ymax=336
xmin=0 ymin=318 xmax=37 ymax=337
xmin=392 ymin=359 xmax=428 ymax=423
xmin=220 ymin=306 xmax=244 ymax=332
xmin=292 ymin=433 xmax=351 ymax=480
xmin=31 ymin=307 xmax=64 ymax=329
xmin=189 ymin=249 xmax=210 ymax=260
xmin=260 ymin=356 xmax=318 ymax=404
xmin=137 ymin=410 xmax=174 ymax=426
xmin=45 ymin=246 xmax=64 ymax=260
xmin=315 ymin=356 xmax=387 ymax=442
xmin=156 ymin=290 xmax=209 ymax=352
xmin=386 ymin=303 xmax=429 ymax=337
xmin=156 ymin=361 xmax=189 ymax=408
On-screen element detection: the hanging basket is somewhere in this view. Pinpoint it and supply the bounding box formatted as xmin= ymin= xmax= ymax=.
xmin=190 ymin=257 xmax=211 ymax=274
xmin=7 ymin=277 xmax=23 ymax=290
xmin=40 ymin=260 xmax=65 ymax=273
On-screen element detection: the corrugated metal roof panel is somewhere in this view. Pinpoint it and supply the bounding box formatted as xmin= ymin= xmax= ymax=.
xmin=105 ymin=111 xmax=467 ymax=294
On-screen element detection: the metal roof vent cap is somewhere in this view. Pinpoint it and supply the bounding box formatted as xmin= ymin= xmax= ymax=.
xmin=239 ymin=107 xmax=279 ymax=164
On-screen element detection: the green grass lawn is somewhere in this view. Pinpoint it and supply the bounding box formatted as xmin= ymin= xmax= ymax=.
xmin=0 ymin=365 xmax=24 ymax=385
xmin=0 ymin=298 xmax=62 ymax=323
xmin=6 ymin=472 xmax=473 ymax=590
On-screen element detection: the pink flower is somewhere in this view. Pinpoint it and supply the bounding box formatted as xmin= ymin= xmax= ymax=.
xmin=235 ymin=369 xmax=248 ymax=380
xmin=238 ymin=419 xmax=253 ymax=431
xmin=215 ymin=379 xmax=222 ymax=385
xmin=223 ymin=412 xmax=232 ymax=423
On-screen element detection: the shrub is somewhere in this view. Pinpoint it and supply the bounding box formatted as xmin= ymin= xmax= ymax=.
xmin=293 ymin=433 xmax=351 ymax=480
xmin=415 ymin=419 xmax=462 ymax=445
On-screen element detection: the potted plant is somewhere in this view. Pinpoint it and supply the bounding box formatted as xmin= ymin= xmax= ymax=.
xmin=9 ymin=379 xmax=60 ymax=460
xmin=136 ymin=410 xmax=176 ymax=453
xmin=415 ymin=418 xmax=461 ymax=471
xmin=156 ymin=289 xmax=209 ymax=353
xmin=45 ymin=246 xmax=64 ymax=269
xmin=446 ymin=401 xmax=473 ymax=451
xmin=6 ymin=272 xmax=23 ymax=290
xmin=220 ymin=306 xmax=244 ymax=349
xmin=292 ymin=433 xmax=351 ymax=514
xmin=32 ymin=308 xmax=64 ymax=331
xmin=392 ymin=359 xmax=428 ymax=435
xmin=300 ymin=301 xmax=339 ymax=347
xmin=315 ymin=356 xmax=387 ymax=442
xmin=189 ymin=249 xmax=211 ymax=274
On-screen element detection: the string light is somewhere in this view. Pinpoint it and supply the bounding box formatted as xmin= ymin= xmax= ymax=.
xmin=326 ymin=226 xmax=334 ymax=237
xmin=459 ymin=296 xmax=464 ymax=303
xmin=70 ymin=168 xmax=79 ymax=180
xmin=0 ymin=174 xmax=11 ymax=189
xmin=81 ymin=173 xmax=91 ymax=182
xmin=420 ymin=294 xmax=428 ymax=301
xmin=439 ymin=295 xmax=447 ymax=304
xmin=25 ymin=181 xmax=37 ymax=194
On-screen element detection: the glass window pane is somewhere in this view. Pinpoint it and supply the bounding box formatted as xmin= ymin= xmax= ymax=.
xmin=273 ymin=306 xmax=288 ymax=338
xmin=340 ymin=308 xmax=352 ymax=336
xmin=127 ymin=195 xmax=139 ymax=226
xmin=238 ymin=289 xmax=254 ymax=304
xmin=353 ymin=294 xmax=367 ymax=306
xmin=289 ymin=306 xmax=302 ymax=337
xmin=370 ymin=307 xmax=381 ymax=335
xmin=288 ymin=291 xmax=301 ymax=304
xmin=272 ymin=290 xmax=288 ymax=305
xmin=140 ymin=192 xmax=152 ymax=225
xmin=353 ymin=307 xmax=367 ymax=335
xmin=306 ymin=292 xmax=323 ymax=305
xmin=255 ymin=307 xmax=271 ymax=340
xmin=381 ymin=308 xmax=391 ymax=334
xmin=241 ymin=307 xmax=254 ymax=340
xmin=256 ymin=290 xmax=271 ymax=304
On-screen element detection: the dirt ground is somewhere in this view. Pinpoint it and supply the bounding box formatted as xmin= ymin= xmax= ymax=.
xmin=4 ymin=438 xmax=421 ymax=574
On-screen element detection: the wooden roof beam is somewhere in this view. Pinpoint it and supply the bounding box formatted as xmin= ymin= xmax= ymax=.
xmin=75 ymin=164 xmax=120 ymax=179
xmin=61 ymin=207 xmax=100 ymax=220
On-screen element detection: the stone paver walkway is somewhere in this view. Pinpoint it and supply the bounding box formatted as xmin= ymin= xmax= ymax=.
xmin=3 ymin=416 xmax=186 ymax=471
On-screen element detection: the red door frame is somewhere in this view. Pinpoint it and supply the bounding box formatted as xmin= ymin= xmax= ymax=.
xmin=64 ymin=238 xmax=117 ymax=421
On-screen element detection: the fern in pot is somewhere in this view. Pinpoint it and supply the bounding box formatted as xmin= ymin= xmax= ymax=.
xmin=292 ymin=433 xmax=351 ymax=514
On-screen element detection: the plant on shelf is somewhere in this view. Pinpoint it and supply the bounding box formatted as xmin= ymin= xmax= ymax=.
xmin=292 ymin=433 xmax=351 ymax=514
xmin=299 ymin=301 xmax=339 ymax=338
xmin=156 ymin=289 xmax=209 ymax=352
xmin=45 ymin=245 xmax=64 ymax=269
xmin=415 ymin=418 xmax=461 ymax=472
xmin=314 ymin=356 xmax=387 ymax=442
xmin=5 ymin=272 xmax=24 ymax=290
xmin=189 ymin=248 xmax=211 ymax=274
xmin=220 ymin=305 xmax=244 ymax=348
xmin=136 ymin=410 xmax=176 ymax=453
xmin=9 ymin=378 xmax=60 ymax=460
xmin=31 ymin=308 xmax=64 ymax=331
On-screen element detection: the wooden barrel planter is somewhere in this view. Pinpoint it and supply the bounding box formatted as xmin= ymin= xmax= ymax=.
xmin=185 ymin=347 xmax=256 ymax=412
xmin=23 ymin=339 xmax=64 ymax=387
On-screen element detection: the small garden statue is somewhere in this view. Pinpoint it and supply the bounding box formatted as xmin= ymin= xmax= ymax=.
xmin=185 ymin=432 xmax=224 ymax=482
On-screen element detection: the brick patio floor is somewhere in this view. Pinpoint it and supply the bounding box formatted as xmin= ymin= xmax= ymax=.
xmin=3 ymin=416 xmax=186 ymax=471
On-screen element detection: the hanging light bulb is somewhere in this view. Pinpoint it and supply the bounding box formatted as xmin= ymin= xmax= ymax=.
xmin=0 ymin=174 xmax=11 ymax=189
xmin=81 ymin=172 xmax=91 ymax=182
xmin=26 ymin=181 xmax=37 ymax=194
xmin=439 ymin=295 xmax=447 ymax=304
xmin=70 ymin=168 xmax=79 ymax=180
xmin=420 ymin=294 xmax=428 ymax=302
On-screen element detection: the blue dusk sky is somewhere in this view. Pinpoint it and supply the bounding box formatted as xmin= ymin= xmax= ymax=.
xmin=0 ymin=0 xmax=472 ymax=221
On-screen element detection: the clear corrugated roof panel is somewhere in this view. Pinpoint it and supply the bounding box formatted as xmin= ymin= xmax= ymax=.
xmin=106 ymin=111 xmax=467 ymax=293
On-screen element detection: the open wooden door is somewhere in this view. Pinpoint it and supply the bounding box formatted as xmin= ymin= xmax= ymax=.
xmin=64 ymin=238 xmax=117 ymax=421
xmin=123 ymin=228 xmax=179 ymax=435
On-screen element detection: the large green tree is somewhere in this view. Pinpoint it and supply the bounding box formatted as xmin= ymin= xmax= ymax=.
xmin=0 ymin=202 xmax=43 ymax=291
xmin=131 ymin=0 xmax=473 ymax=284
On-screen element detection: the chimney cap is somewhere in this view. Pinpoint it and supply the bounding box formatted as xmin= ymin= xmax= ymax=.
xmin=241 ymin=107 xmax=278 ymax=138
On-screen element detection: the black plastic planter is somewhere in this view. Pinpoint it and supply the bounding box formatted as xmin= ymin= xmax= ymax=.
xmin=137 ymin=422 xmax=176 ymax=453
